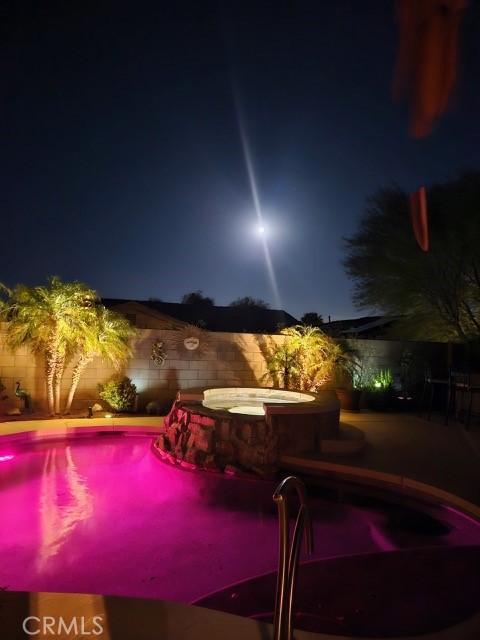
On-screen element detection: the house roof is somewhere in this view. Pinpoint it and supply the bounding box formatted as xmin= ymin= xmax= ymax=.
xmin=323 ymin=315 xmax=397 ymax=337
xmin=102 ymin=298 xmax=299 ymax=334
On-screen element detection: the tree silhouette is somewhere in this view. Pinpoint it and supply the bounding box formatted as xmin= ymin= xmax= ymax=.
xmin=344 ymin=172 xmax=480 ymax=341
xmin=229 ymin=296 xmax=269 ymax=309
xmin=181 ymin=290 xmax=215 ymax=306
xmin=301 ymin=312 xmax=323 ymax=327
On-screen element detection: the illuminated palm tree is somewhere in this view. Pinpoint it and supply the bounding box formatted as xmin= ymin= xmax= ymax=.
xmin=63 ymin=306 xmax=135 ymax=414
xmin=264 ymin=325 xmax=348 ymax=391
xmin=0 ymin=277 xmax=96 ymax=415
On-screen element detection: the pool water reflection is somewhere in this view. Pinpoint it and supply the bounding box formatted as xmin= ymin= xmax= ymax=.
xmin=0 ymin=435 xmax=479 ymax=608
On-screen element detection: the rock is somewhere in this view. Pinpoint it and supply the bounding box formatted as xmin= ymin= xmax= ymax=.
xmin=6 ymin=408 xmax=21 ymax=416
xmin=204 ymin=454 xmax=220 ymax=471
xmin=240 ymin=423 xmax=253 ymax=445
xmin=224 ymin=465 xmax=244 ymax=476
xmin=216 ymin=440 xmax=235 ymax=462
xmin=91 ymin=403 xmax=103 ymax=412
xmin=218 ymin=421 xmax=230 ymax=441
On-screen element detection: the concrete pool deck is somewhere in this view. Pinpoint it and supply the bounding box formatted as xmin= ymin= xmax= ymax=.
xmin=281 ymin=411 xmax=480 ymax=517
xmin=1 ymin=590 xmax=479 ymax=640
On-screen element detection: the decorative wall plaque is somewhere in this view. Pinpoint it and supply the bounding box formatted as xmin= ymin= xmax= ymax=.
xmin=183 ymin=336 xmax=200 ymax=351
xmin=174 ymin=325 xmax=209 ymax=356
xmin=151 ymin=339 xmax=167 ymax=366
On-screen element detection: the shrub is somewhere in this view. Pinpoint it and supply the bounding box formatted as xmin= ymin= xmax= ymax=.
xmin=145 ymin=401 xmax=160 ymax=415
xmin=264 ymin=325 xmax=351 ymax=392
xmin=98 ymin=377 xmax=137 ymax=412
xmin=0 ymin=378 xmax=7 ymax=401
xmin=370 ymin=369 xmax=393 ymax=391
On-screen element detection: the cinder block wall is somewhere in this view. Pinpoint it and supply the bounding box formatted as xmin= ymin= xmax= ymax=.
xmin=0 ymin=322 xmax=447 ymax=412
xmin=0 ymin=323 xmax=284 ymax=411
xmin=345 ymin=338 xmax=447 ymax=385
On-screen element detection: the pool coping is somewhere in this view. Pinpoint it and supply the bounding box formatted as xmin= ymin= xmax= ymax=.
xmin=280 ymin=454 xmax=480 ymax=521
xmin=0 ymin=416 xmax=164 ymax=446
xmin=1 ymin=417 xmax=479 ymax=521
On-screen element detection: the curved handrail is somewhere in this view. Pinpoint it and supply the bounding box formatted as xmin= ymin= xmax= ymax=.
xmin=273 ymin=475 xmax=314 ymax=640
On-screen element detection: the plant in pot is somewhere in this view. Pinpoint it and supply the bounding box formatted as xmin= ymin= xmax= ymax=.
xmin=333 ymin=350 xmax=365 ymax=411
xmin=366 ymin=369 xmax=394 ymax=410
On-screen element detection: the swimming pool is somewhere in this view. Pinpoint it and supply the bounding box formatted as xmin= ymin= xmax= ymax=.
xmin=1 ymin=435 xmax=479 ymax=635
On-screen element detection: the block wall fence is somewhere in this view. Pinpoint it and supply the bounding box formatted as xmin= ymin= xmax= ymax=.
xmin=0 ymin=322 xmax=447 ymax=413
xmin=0 ymin=324 xmax=284 ymax=412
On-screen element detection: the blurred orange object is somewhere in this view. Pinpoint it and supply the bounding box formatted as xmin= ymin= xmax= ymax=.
xmin=393 ymin=0 xmax=468 ymax=137
xmin=410 ymin=186 xmax=429 ymax=251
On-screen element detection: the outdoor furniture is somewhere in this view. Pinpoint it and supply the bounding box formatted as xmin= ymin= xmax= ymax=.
xmin=447 ymin=371 xmax=480 ymax=429
xmin=420 ymin=367 xmax=450 ymax=423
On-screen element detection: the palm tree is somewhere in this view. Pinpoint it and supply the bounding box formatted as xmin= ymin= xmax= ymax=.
xmin=264 ymin=325 xmax=347 ymax=391
xmin=63 ymin=306 xmax=136 ymax=414
xmin=0 ymin=277 xmax=97 ymax=415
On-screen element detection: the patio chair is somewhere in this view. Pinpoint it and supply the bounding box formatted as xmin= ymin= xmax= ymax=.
xmin=445 ymin=370 xmax=468 ymax=425
xmin=447 ymin=370 xmax=480 ymax=429
xmin=420 ymin=367 xmax=450 ymax=422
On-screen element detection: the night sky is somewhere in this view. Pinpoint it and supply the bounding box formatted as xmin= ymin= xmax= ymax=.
xmin=2 ymin=1 xmax=480 ymax=320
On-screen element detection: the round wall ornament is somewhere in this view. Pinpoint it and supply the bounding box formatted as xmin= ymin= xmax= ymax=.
xmin=183 ymin=336 xmax=200 ymax=351
xmin=174 ymin=324 xmax=209 ymax=356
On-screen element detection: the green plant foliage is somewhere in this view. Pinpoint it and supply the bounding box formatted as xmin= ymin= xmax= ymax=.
xmin=0 ymin=277 xmax=136 ymax=415
xmin=263 ymin=325 xmax=352 ymax=392
xmin=0 ymin=277 xmax=97 ymax=414
xmin=300 ymin=312 xmax=324 ymax=327
xmin=98 ymin=377 xmax=137 ymax=412
xmin=64 ymin=306 xmax=136 ymax=413
xmin=344 ymin=172 xmax=480 ymax=341
xmin=370 ymin=369 xmax=393 ymax=391
xmin=145 ymin=401 xmax=160 ymax=415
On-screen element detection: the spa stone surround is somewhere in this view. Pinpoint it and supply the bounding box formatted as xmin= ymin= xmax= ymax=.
xmin=154 ymin=387 xmax=340 ymax=475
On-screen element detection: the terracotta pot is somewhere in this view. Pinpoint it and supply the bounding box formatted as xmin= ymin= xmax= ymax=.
xmin=335 ymin=388 xmax=362 ymax=411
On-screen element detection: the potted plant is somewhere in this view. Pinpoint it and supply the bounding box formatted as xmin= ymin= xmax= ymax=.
xmin=333 ymin=352 xmax=364 ymax=411
xmin=365 ymin=369 xmax=394 ymax=410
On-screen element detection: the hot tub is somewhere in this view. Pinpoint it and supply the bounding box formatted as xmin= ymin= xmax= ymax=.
xmin=202 ymin=387 xmax=316 ymax=415
xmin=154 ymin=387 xmax=340 ymax=474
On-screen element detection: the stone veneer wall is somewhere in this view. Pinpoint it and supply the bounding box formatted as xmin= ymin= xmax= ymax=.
xmin=0 ymin=323 xmax=284 ymax=412
xmin=156 ymin=391 xmax=340 ymax=475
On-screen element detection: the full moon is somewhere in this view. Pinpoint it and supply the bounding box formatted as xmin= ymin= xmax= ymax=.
xmin=257 ymin=225 xmax=265 ymax=235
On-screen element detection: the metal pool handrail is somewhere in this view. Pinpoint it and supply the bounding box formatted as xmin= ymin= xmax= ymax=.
xmin=273 ymin=475 xmax=314 ymax=640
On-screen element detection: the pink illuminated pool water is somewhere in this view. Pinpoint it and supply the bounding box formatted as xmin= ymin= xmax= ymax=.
xmin=1 ymin=434 xmax=480 ymax=635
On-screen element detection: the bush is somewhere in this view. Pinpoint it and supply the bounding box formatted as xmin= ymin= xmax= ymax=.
xmin=98 ymin=377 xmax=137 ymax=412
xmin=145 ymin=401 xmax=160 ymax=415
xmin=264 ymin=325 xmax=352 ymax=392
